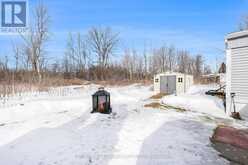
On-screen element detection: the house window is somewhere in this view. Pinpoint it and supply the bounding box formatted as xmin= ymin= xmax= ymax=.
xmin=155 ymin=78 xmax=159 ymax=83
xmin=178 ymin=78 xmax=183 ymax=83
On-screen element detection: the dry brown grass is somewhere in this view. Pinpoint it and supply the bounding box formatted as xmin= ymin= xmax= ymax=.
xmin=0 ymin=77 xmax=89 ymax=95
xmin=144 ymin=102 xmax=186 ymax=112
xmin=93 ymin=79 xmax=152 ymax=87
xmin=161 ymin=104 xmax=186 ymax=112
xmin=62 ymin=78 xmax=88 ymax=86
xmin=0 ymin=78 xmax=151 ymax=95
xmin=144 ymin=102 xmax=162 ymax=108
xmin=150 ymin=93 xmax=167 ymax=99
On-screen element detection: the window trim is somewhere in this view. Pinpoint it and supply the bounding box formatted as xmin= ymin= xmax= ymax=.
xmin=178 ymin=77 xmax=183 ymax=83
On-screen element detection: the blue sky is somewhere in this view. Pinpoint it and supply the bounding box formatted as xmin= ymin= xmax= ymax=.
xmin=1 ymin=0 xmax=248 ymax=68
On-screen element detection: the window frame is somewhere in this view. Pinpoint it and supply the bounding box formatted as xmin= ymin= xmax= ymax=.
xmin=178 ymin=77 xmax=183 ymax=83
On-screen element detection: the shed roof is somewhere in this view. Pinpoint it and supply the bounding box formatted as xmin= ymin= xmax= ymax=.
xmin=155 ymin=72 xmax=193 ymax=77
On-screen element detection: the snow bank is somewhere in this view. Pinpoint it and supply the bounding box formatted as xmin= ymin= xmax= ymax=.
xmin=162 ymin=85 xmax=228 ymax=118
xmin=186 ymin=84 xmax=220 ymax=95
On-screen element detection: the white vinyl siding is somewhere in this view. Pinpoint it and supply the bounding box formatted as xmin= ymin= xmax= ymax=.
xmin=231 ymin=47 xmax=248 ymax=103
xmin=227 ymin=37 xmax=248 ymax=49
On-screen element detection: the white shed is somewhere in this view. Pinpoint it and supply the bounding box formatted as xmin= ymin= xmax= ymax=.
xmin=154 ymin=72 xmax=194 ymax=95
xmin=226 ymin=30 xmax=248 ymax=119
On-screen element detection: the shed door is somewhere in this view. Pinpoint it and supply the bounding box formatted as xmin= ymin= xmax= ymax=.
xmin=167 ymin=76 xmax=176 ymax=94
xmin=160 ymin=76 xmax=176 ymax=94
xmin=160 ymin=76 xmax=167 ymax=93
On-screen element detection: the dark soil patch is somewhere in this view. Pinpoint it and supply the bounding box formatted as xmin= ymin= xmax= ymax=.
xmin=150 ymin=93 xmax=167 ymax=99
xmin=0 ymin=123 xmax=6 ymax=127
xmin=144 ymin=102 xmax=161 ymax=109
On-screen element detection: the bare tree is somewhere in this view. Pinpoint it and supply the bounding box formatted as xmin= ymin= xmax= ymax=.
xmin=194 ymin=54 xmax=203 ymax=78
xmin=239 ymin=15 xmax=248 ymax=30
xmin=204 ymin=65 xmax=212 ymax=74
xmin=150 ymin=45 xmax=177 ymax=73
xmin=75 ymin=33 xmax=89 ymax=72
xmin=122 ymin=49 xmax=133 ymax=80
xmin=12 ymin=43 xmax=21 ymax=72
xmin=143 ymin=44 xmax=148 ymax=79
xmin=64 ymin=32 xmax=90 ymax=78
xmin=177 ymin=50 xmax=190 ymax=73
xmin=63 ymin=54 xmax=70 ymax=78
xmin=121 ymin=48 xmax=147 ymax=81
xmin=3 ymin=56 xmax=8 ymax=71
xmin=88 ymin=27 xmax=119 ymax=67
xmin=21 ymin=1 xmax=50 ymax=82
xmin=158 ymin=46 xmax=168 ymax=72
xmin=64 ymin=32 xmax=76 ymax=74
xmin=87 ymin=27 xmax=119 ymax=80
xmin=167 ymin=45 xmax=176 ymax=72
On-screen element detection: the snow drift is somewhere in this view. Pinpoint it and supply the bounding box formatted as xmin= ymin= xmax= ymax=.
xmin=161 ymin=85 xmax=228 ymax=118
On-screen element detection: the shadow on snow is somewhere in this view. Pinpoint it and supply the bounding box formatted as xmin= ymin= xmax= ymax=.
xmin=0 ymin=104 xmax=128 ymax=165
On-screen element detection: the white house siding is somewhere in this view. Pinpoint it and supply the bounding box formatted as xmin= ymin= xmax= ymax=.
xmin=226 ymin=31 xmax=248 ymax=119
xmin=228 ymin=37 xmax=248 ymax=49
xmin=226 ymin=49 xmax=232 ymax=116
xmin=231 ymin=47 xmax=248 ymax=103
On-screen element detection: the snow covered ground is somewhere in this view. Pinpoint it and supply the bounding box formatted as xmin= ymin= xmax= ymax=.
xmin=0 ymin=84 xmax=245 ymax=165
xmin=162 ymin=85 xmax=228 ymax=119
